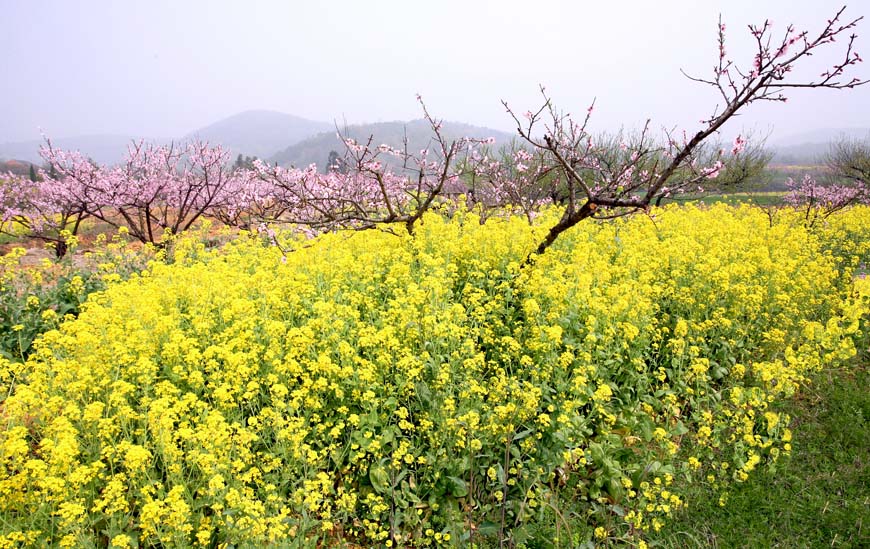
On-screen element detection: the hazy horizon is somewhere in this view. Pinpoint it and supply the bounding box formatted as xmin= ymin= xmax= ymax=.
xmin=2 ymin=0 xmax=869 ymax=144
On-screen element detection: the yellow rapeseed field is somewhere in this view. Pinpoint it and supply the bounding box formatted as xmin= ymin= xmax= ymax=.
xmin=1 ymin=204 xmax=868 ymax=547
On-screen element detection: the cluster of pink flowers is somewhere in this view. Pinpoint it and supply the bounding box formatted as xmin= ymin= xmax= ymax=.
xmin=784 ymin=174 xmax=869 ymax=226
xmin=464 ymin=145 xmax=556 ymax=223
xmin=732 ymin=135 xmax=746 ymax=156
xmin=702 ymin=161 xmax=724 ymax=180
xmin=31 ymin=140 xmax=245 ymax=244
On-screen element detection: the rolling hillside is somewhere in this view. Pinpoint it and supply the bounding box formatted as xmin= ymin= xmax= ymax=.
xmin=269 ymin=119 xmax=515 ymax=169
xmin=0 ymin=111 xmax=332 ymax=166
xmin=183 ymin=110 xmax=331 ymax=159
xmin=0 ymin=135 xmax=141 ymax=166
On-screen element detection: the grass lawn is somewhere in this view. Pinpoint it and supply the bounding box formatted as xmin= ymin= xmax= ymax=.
xmin=659 ymin=192 xmax=785 ymax=207
xmin=659 ymin=360 xmax=869 ymax=548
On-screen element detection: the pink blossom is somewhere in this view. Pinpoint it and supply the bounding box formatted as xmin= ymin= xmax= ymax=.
xmin=731 ymin=135 xmax=746 ymax=156
xmin=702 ymin=160 xmax=724 ymax=179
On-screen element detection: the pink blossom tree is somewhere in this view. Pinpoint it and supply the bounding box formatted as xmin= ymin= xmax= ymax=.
xmin=254 ymin=97 xmax=493 ymax=235
xmin=0 ymin=167 xmax=92 ymax=257
xmin=505 ymin=7 xmax=866 ymax=258
xmin=766 ymin=138 xmax=869 ymax=228
xmin=784 ymin=173 xmax=868 ymax=227
xmin=463 ymin=142 xmax=559 ymax=223
xmin=40 ymin=140 xmax=239 ymax=245
xmin=207 ymin=166 xmax=294 ymax=230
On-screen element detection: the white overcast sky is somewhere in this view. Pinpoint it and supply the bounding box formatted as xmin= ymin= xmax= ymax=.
xmin=2 ymin=0 xmax=868 ymax=142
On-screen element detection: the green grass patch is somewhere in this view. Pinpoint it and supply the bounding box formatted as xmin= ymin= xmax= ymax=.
xmin=658 ymin=192 xmax=785 ymax=207
xmin=0 ymin=233 xmax=20 ymax=246
xmin=659 ymin=361 xmax=869 ymax=548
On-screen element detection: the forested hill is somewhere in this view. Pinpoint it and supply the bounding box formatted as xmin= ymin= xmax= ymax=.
xmin=268 ymin=119 xmax=515 ymax=169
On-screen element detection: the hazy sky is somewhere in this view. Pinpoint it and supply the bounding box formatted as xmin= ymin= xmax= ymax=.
xmin=2 ymin=0 xmax=868 ymax=143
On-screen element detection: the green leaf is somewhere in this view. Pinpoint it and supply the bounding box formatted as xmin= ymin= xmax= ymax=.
xmin=369 ymin=462 xmax=390 ymax=494
xmin=447 ymin=476 xmax=468 ymax=498
xmin=638 ymin=416 xmax=655 ymax=441
xmin=514 ymin=427 xmax=535 ymax=440
xmin=589 ymin=442 xmax=607 ymax=466
xmin=415 ymin=382 xmax=432 ymax=406
xmin=400 ymin=480 xmax=421 ymax=503
xmin=645 ymin=461 xmax=662 ymax=477
xmin=381 ymin=427 xmax=396 ymax=446
xmin=606 ymin=477 xmax=625 ymax=502
xmin=476 ymin=522 xmax=500 ymax=536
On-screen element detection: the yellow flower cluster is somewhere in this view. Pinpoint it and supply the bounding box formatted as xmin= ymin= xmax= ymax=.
xmin=0 ymin=203 xmax=867 ymax=546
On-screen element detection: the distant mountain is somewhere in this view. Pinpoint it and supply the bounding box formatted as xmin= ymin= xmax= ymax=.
xmin=771 ymin=128 xmax=870 ymax=148
xmin=0 ymin=110 xmax=330 ymax=167
xmin=0 ymin=159 xmax=37 ymax=177
xmin=770 ymin=143 xmax=829 ymax=165
xmin=770 ymin=128 xmax=870 ymax=165
xmin=0 ymin=115 xmax=519 ymax=170
xmin=184 ymin=110 xmax=331 ymax=160
xmin=269 ymin=119 xmax=516 ymax=169
xmin=0 ymin=135 xmax=142 ymax=166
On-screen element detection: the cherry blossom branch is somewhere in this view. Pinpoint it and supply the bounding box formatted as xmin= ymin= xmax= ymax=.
xmin=504 ymin=6 xmax=866 ymax=261
xmin=255 ymin=96 xmax=493 ymax=235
